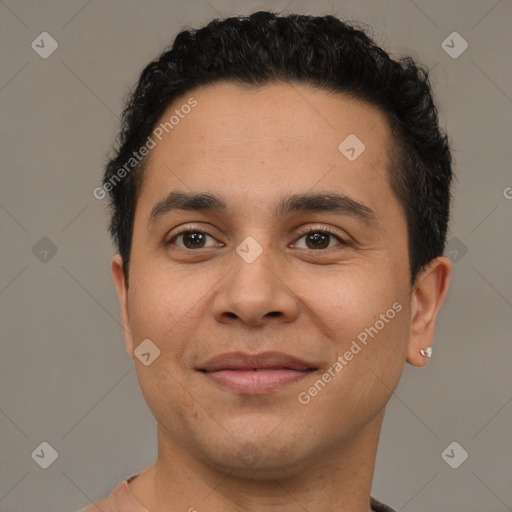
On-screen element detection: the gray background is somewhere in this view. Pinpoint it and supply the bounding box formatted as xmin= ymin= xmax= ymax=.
xmin=1 ymin=0 xmax=511 ymax=511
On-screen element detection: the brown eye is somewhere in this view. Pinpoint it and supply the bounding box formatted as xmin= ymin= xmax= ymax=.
xmin=305 ymin=232 xmax=329 ymax=249
xmin=169 ymin=231 xmax=217 ymax=250
xmin=294 ymin=230 xmax=344 ymax=250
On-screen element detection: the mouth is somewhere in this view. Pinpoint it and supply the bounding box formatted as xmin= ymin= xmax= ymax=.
xmin=198 ymin=351 xmax=317 ymax=395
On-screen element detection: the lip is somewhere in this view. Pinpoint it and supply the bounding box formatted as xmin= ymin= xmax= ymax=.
xmin=198 ymin=351 xmax=316 ymax=395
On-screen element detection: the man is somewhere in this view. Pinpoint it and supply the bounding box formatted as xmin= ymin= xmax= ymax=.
xmin=83 ymin=10 xmax=452 ymax=512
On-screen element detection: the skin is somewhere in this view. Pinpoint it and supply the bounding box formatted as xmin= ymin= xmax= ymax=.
xmin=111 ymin=81 xmax=451 ymax=511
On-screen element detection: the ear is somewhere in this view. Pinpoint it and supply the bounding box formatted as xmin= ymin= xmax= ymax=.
xmin=111 ymin=253 xmax=134 ymax=359
xmin=407 ymin=255 xmax=452 ymax=367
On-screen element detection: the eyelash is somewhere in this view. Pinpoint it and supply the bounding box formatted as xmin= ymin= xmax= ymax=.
xmin=166 ymin=224 xmax=347 ymax=251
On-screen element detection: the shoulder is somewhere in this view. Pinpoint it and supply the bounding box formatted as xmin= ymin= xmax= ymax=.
xmin=371 ymin=496 xmax=397 ymax=512
xmin=77 ymin=476 xmax=148 ymax=512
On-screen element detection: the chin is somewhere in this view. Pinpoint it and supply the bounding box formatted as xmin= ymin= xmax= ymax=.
xmin=204 ymin=448 xmax=314 ymax=481
xmin=193 ymin=431 xmax=317 ymax=481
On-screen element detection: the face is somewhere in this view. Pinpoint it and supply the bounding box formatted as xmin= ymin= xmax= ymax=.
xmin=113 ymin=81 xmax=422 ymax=478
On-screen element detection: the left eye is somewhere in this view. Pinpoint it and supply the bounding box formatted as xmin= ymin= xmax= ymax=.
xmin=293 ymin=231 xmax=344 ymax=250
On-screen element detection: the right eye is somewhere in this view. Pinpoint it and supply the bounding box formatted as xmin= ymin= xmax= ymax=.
xmin=166 ymin=229 xmax=222 ymax=250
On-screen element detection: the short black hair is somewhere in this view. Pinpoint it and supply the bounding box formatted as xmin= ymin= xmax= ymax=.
xmin=101 ymin=11 xmax=452 ymax=285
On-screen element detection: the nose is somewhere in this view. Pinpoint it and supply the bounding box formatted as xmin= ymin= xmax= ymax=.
xmin=211 ymin=240 xmax=300 ymax=328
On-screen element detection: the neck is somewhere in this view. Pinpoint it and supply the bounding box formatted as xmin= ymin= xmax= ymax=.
xmin=129 ymin=410 xmax=385 ymax=512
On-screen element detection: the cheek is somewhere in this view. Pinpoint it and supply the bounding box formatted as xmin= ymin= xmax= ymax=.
xmin=135 ymin=360 xmax=202 ymax=445
xmin=302 ymin=266 xmax=411 ymax=386
xmin=300 ymin=264 xmax=404 ymax=338
xmin=301 ymin=296 xmax=411 ymax=439
xmin=127 ymin=268 xmax=199 ymax=358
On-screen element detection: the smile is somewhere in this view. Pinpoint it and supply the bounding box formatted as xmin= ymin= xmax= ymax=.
xmin=198 ymin=351 xmax=317 ymax=394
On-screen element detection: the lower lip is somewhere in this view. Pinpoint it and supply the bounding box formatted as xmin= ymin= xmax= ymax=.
xmin=202 ymin=369 xmax=314 ymax=394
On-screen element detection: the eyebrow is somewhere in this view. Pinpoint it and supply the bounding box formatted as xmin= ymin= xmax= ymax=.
xmin=147 ymin=190 xmax=378 ymax=227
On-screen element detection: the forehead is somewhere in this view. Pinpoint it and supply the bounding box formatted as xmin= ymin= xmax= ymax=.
xmin=136 ymin=80 xmax=398 ymax=222
xmin=158 ymin=80 xmax=390 ymax=157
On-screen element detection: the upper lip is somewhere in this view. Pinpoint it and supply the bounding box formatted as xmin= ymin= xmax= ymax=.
xmin=199 ymin=351 xmax=316 ymax=372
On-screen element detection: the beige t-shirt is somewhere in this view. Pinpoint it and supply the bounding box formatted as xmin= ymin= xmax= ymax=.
xmin=78 ymin=474 xmax=397 ymax=512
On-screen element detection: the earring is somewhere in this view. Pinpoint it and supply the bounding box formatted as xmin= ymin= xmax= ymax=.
xmin=420 ymin=347 xmax=432 ymax=358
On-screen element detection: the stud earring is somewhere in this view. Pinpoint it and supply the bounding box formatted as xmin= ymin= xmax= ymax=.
xmin=420 ymin=347 xmax=432 ymax=358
